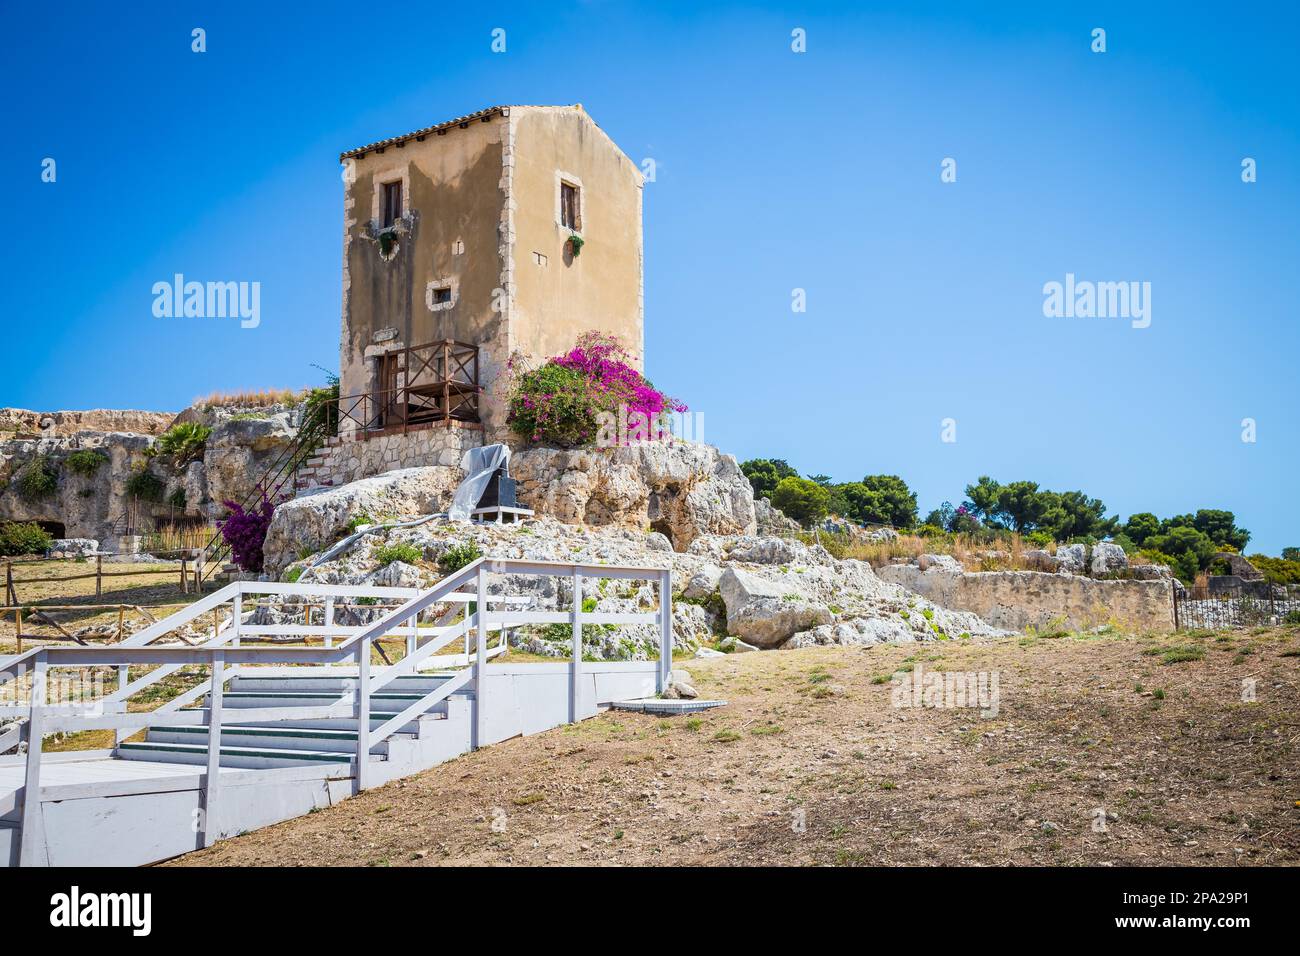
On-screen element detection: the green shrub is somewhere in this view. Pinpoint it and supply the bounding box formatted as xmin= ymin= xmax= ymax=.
xmin=1246 ymin=554 xmax=1300 ymax=586
xmin=156 ymin=422 xmax=212 ymax=464
xmin=283 ymin=566 xmax=304 ymax=583
xmin=167 ymin=487 xmax=187 ymax=509
xmin=438 ymin=539 xmax=482 ymax=573
xmin=125 ymin=468 xmax=165 ymax=502
xmin=16 ymin=456 xmax=59 ymax=500
xmin=771 ymin=476 xmax=831 ymax=527
xmin=507 ymin=361 xmax=602 ymax=447
xmin=373 ymin=542 xmax=422 ymax=567
xmin=65 ymin=449 xmax=108 ymax=477
xmin=0 ymin=521 xmax=55 ymax=557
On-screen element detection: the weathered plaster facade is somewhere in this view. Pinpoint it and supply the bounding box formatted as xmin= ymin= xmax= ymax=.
xmin=338 ymin=104 xmax=644 ymax=442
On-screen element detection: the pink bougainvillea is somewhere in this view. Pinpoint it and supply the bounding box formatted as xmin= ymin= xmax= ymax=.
xmin=506 ymin=332 xmax=687 ymax=447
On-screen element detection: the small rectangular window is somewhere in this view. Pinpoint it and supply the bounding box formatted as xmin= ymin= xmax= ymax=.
xmin=382 ymin=181 xmax=402 ymax=228
xmin=431 ymin=286 xmax=452 ymax=305
xmin=560 ymin=181 xmax=580 ymax=230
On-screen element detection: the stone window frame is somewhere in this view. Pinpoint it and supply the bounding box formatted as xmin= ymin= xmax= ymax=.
xmin=369 ymin=163 xmax=411 ymax=230
xmin=425 ymin=275 xmax=459 ymax=312
xmin=555 ymin=170 xmax=584 ymax=236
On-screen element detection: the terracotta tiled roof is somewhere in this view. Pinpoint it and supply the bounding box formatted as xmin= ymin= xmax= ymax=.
xmin=339 ymin=105 xmax=522 ymax=161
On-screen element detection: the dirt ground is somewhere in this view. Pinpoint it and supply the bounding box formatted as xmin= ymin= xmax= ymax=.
xmin=169 ymin=625 xmax=1300 ymax=867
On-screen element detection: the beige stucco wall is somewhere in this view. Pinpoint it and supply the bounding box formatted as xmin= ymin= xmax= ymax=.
xmin=877 ymin=565 xmax=1176 ymax=633
xmin=339 ymin=105 xmax=644 ymax=448
xmin=339 ymin=117 xmax=509 ymax=431
xmin=507 ymin=106 xmax=644 ymax=371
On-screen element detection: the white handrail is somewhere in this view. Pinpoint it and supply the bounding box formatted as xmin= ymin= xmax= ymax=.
xmin=11 ymin=556 xmax=673 ymax=863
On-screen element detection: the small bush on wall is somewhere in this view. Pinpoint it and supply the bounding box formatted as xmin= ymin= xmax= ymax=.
xmin=16 ymin=456 xmax=59 ymax=500
xmin=156 ymin=422 xmax=212 ymax=465
xmin=65 ymin=449 xmax=108 ymax=477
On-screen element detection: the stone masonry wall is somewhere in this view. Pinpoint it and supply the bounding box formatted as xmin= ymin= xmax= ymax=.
xmin=877 ymin=565 xmax=1175 ymax=633
xmin=304 ymin=424 xmax=483 ymax=490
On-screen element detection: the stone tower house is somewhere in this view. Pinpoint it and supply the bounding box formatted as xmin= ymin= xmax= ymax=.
xmin=337 ymin=104 xmax=645 ymax=446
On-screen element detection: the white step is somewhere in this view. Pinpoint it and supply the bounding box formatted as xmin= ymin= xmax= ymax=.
xmin=228 ymin=673 xmax=459 ymax=694
xmin=210 ymin=690 xmax=460 ymax=710
xmin=182 ymin=706 xmax=450 ymax=736
xmin=146 ymin=724 xmax=415 ymax=754
xmin=117 ymin=740 xmax=367 ymax=769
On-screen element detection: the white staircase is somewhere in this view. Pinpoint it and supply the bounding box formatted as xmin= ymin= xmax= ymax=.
xmin=0 ymin=557 xmax=673 ymax=866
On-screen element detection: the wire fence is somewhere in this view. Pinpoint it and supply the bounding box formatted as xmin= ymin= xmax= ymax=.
xmin=1174 ymin=584 xmax=1300 ymax=630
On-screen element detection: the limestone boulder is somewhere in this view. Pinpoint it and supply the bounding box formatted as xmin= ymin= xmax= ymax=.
xmin=510 ymin=441 xmax=756 ymax=551
xmin=1022 ymin=549 xmax=1060 ymax=572
xmin=724 ymin=536 xmax=800 ymax=565
xmin=917 ymin=553 xmax=963 ymax=573
xmin=717 ymin=566 xmax=833 ymax=648
xmin=1090 ymin=542 xmax=1129 ymax=576
xmin=262 ymin=466 xmax=460 ymax=572
xmin=1055 ymin=544 xmax=1087 ymax=574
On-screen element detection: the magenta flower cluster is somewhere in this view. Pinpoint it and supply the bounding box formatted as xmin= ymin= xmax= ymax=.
xmin=218 ymin=493 xmax=276 ymax=572
xmin=552 ymin=334 xmax=688 ymax=422
xmin=506 ymin=332 xmax=686 ymax=447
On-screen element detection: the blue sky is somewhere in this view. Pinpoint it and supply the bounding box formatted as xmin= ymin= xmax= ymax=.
xmin=4 ymin=1 xmax=1297 ymax=552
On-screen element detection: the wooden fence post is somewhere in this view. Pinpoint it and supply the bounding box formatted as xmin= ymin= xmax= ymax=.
xmin=95 ymin=554 xmax=102 ymax=597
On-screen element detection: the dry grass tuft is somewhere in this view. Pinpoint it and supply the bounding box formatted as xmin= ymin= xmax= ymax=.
xmin=194 ymin=387 xmax=307 ymax=409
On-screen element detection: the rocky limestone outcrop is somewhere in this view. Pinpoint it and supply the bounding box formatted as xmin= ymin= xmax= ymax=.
xmin=754 ymin=497 xmax=801 ymax=535
xmin=201 ymin=412 xmax=297 ymax=509
xmin=0 ymin=431 xmax=156 ymax=545
xmin=0 ymin=408 xmax=174 ymax=440
xmin=0 ymin=402 xmax=308 ymax=548
xmin=262 ymin=466 xmax=461 ymax=572
xmin=509 ymin=441 xmax=756 ymax=551
xmin=280 ymin=514 xmax=1005 ymax=661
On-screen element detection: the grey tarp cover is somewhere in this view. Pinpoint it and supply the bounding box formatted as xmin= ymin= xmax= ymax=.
xmin=447 ymin=443 xmax=511 ymax=522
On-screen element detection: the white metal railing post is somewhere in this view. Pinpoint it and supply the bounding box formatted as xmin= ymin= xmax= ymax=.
xmin=324 ymin=597 xmax=334 ymax=648
xmin=570 ymin=567 xmax=582 ymax=723
xmin=355 ymin=631 xmax=372 ymax=791
xmin=474 ymin=563 xmax=487 ymax=748
xmin=658 ymin=569 xmax=673 ymax=693
xmin=114 ymin=662 xmax=129 ymax=746
xmin=18 ymin=651 xmax=48 ymax=866
xmin=231 ymin=587 xmax=242 ymax=648
xmin=202 ymin=649 xmax=225 ymax=848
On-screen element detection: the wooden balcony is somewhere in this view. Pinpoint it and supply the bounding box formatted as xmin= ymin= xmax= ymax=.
xmin=334 ymin=340 xmax=482 ymax=438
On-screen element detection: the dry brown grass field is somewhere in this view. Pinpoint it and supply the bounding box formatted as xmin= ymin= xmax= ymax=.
xmin=168 ymin=625 xmax=1300 ymax=867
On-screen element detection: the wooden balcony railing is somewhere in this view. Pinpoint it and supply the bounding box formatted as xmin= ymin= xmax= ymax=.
xmin=334 ymin=340 xmax=482 ymax=437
